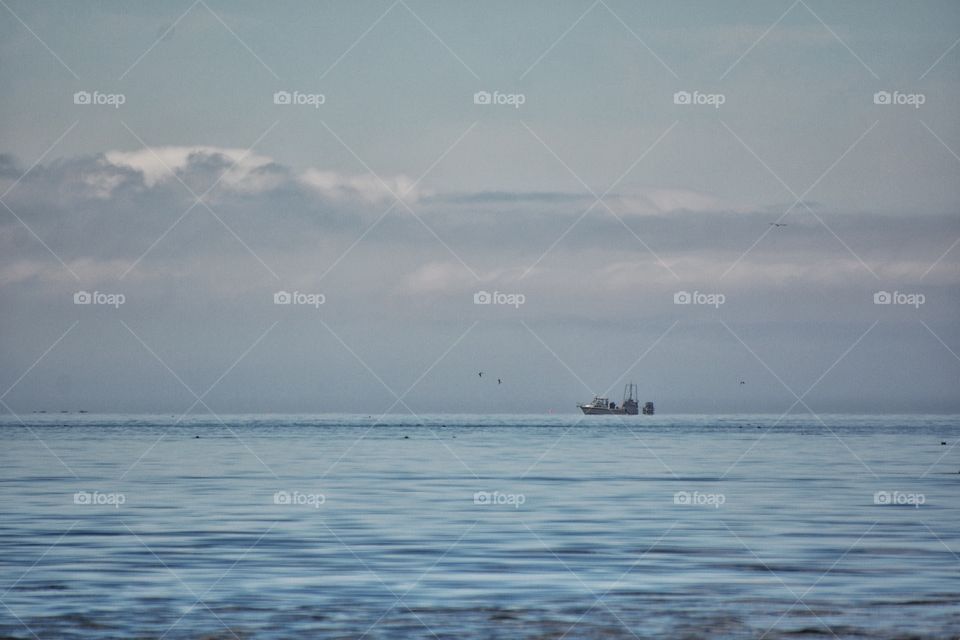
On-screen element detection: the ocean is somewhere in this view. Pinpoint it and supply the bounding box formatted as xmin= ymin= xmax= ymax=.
xmin=0 ymin=414 xmax=958 ymax=639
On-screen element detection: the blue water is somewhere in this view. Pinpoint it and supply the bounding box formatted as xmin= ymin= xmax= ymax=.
xmin=0 ymin=414 xmax=958 ymax=639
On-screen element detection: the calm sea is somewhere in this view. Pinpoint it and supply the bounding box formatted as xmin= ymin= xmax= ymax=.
xmin=1 ymin=414 xmax=958 ymax=639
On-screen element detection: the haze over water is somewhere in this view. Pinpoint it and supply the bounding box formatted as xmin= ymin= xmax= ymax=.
xmin=2 ymin=414 xmax=958 ymax=639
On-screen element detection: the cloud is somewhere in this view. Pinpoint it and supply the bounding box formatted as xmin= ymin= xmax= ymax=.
xmin=427 ymin=191 xmax=586 ymax=205
xmin=103 ymin=146 xmax=275 ymax=189
xmin=604 ymin=188 xmax=729 ymax=216
xmin=299 ymin=168 xmax=421 ymax=204
xmin=1 ymin=148 xmax=958 ymax=298
xmin=1 ymin=148 xmax=958 ymax=415
xmin=99 ymin=146 xmax=422 ymax=204
xmin=427 ymin=187 xmax=731 ymax=216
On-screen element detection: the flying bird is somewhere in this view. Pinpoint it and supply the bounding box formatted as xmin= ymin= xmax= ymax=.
xmin=478 ymin=371 xmax=483 ymax=378
xmin=769 ymin=223 xmax=788 ymax=228
xmin=497 ymin=378 xmax=502 ymax=384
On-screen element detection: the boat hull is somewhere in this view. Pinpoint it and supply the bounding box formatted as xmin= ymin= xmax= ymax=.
xmin=578 ymin=405 xmax=627 ymax=415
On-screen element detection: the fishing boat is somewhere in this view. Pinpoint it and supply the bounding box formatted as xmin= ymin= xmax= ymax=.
xmin=578 ymin=383 xmax=654 ymax=415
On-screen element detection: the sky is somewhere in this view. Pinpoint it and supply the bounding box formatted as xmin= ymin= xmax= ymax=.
xmin=1 ymin=0 xmax=959 ymax=414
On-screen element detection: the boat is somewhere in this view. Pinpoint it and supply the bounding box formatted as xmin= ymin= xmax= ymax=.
xmin=578 ymin=383 xmax=654 ymax=415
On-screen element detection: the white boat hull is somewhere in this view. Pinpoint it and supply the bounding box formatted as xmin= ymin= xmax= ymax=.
xmin=578 ymin=405 xmax=627 ymax=415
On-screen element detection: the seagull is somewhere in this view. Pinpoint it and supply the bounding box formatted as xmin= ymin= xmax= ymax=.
xmin=478 ymin=371 xmax=483 ymax=378
xmin=769 ymin=223 xmax=788 ymax=228
xmin=497 ymin=378 xmax=502 ymax=384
